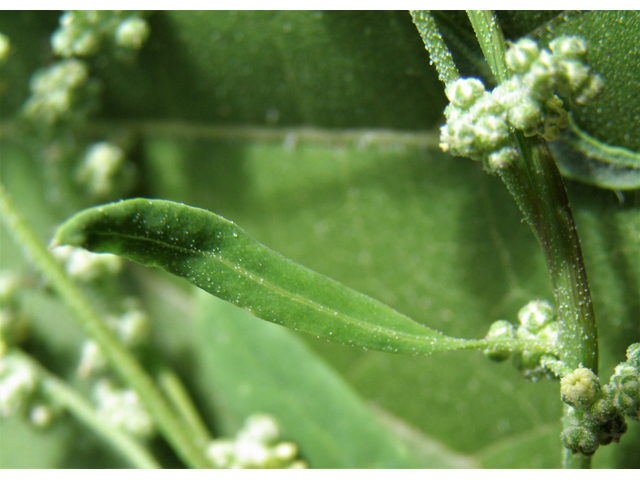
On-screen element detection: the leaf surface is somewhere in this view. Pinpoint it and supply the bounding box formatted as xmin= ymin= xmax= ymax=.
xmin=195 ymin=292 xmax=446 ymax=468
xmin=52 ymin=198 xmax=481 ymax=355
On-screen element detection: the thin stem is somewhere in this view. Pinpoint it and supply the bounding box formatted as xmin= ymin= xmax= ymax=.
xmin=156 ymin=367 xmax=213 ymax=449
xmin=12 ymin=349 xmax=161 ymax=469
xmin=410 ymin=11 xmax=460 ymax=85
xmin=0 ymin=184 xmax=212 ymax=469
xmin=467 ymin=10 xmax=598 ymax=468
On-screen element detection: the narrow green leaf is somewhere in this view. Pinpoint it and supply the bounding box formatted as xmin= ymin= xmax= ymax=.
xmin=410 ymin=10 xmax=460 ymax=85
xmin=52 ymin=198 xmax=481 ymax=354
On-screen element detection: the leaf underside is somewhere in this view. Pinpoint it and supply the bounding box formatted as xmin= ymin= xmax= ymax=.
xmin=52 ymin=198 xmax=480 ymax=355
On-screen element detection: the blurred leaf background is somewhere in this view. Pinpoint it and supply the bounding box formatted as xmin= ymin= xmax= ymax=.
xmin=1 ymin=11 xmax=639 ymax=468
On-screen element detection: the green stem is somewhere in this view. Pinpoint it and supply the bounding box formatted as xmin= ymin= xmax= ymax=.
xmin=155 ymin=367 xmax=213 ymax=449
xmin=410 ymin=10 xmax=460 ymax=85
xmin=467 ymin=10 xmax=598 ymax=468
xmin=12 ymin=349 xmax=161 ymax=469
xmin=0 ymin=184 xmax=212 ymax=469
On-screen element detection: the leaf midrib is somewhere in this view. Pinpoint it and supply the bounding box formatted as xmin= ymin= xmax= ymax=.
xmin=88 ymin=228 xmax=467 ymax=350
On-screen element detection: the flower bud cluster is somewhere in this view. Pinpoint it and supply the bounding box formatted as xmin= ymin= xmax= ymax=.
xmin=608 ymin=343 xmax=640 ymax=421
xmin=51 ymin=11 xmax=149 ymax=58
xmin=560 ymin=366 xmax=628 ymax=456
xmin=77 ymin=306 xmax=150 ymax=378
xmin=484 ymin=300 xmax=560 ymax=380
xmin=52 ymin=245 xmax=122 ymax=282
xmin=93 ymin=378 xmax=155 ymax=439
xmin=206 ymin=414 xmax=307 ymax=469
xmin=0 ymin=351 xmax=58 ymax=429
xmin=560 ymin=345 xmax=640 ymax=456
xmin=76 ymin=141 xmax=131 ymax=199
xmin=22 ymin=59 xmax=93 ymax=126
xmin=0 ymin=354 xmax=38 ymax=418
xmin=440 ymin=36 xmax=603 ymax=170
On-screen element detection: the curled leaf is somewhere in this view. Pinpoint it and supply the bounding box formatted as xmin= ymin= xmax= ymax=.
xmin=551 ymin=117 xmax=640 ymax=191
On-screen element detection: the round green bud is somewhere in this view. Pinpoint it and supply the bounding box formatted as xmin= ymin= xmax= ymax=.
xmin=115 ymin=17 xmax=150 ymax=50
xmin=484 ymin=320 xmax=516 ymax=362
xmin=560 ymin=425 xmax=599 ymax=456
xmin=446 ymin=78 xmax=486 ymax=109
xmin=486 ymin=146 xmax=519 ymax=172
xmin=517 ymin=299 xmax=555 ymax=332
xmin=526 ymin=50 xmax=557 ymax=100
xmin=561 ymin=367 xmax=601 ymax=409
xmin=595 ymin=411 xmax=628 ymax=446
xmin=559 ymin=59 xmax=591 ymax=93
xmin=505 ymin=39 xmax=540 ymax=74
xmin=507 ymin=96 xmax=543 ymax=132
xmin=550 ymin=36 xmax=588 ymax=60
xmin=610 ymin=364 xmax=639 ymax=421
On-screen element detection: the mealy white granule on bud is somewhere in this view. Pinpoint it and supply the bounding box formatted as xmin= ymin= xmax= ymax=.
xmin=0 ymin=357 xmax=39 ymax=417
xmin=240 ymin=414 xmax=281 ymax=444
xmin=550 ymin=36 xmax=588 ymax=60
xmin=505 ymin=38 xmax=539 ymax=74
xmin=116 ymin=309 xmax=150 ymax=347
xmin=559 ymin=59 xmax=592 ymax=92
xmin=487 ymin=146 xmax=519 ymax=171
xmin=206 ymin=440 xmax=234 ymax=468
xmin=518 ymin=299 xmax=555 ymax=331
xmin=22 ymin=59 xmax=90 ymax=125
xmin=0 ymin=33 xmax=10 ymax=64
xmin=76 ymin=142 xmax=125 ymax=198
xmin=234 ymin=438 xmax=271 ymax=468
xmin=507 ymin=95 xmax=543 ymax=132
xmin=446 ymin=78 xmax=486 ymax=109
xmin=30 ymin=404 xmax=55 ymax=428
xmin=94 ymin=379 xmax=155 ymax=438
xmin=53 ymin=245 xmax=122 ymax=282
xmin=272 ymin=441 xmax=298 ymax=462
xmin=77 ymin=340 xmax=107 ymax=378
xmin=115 ymin=17 xmax=150 ymax=49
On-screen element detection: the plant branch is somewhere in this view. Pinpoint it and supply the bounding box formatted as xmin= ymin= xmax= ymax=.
xmin=155 ymin=367 xmax=213 ymax=449
xmin=467 ymin=9 xmax=599 ymax=468
xmin=11 ymin=349 xmax=161 ymax=469
xmin=0 ymin=184 xmax=212 ymax=469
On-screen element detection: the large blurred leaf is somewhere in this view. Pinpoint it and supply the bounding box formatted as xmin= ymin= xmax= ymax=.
xmin=2 ymin=10 xmax=640 ymax=469
xmin=195 ymin=291 xmax=471 ymax=468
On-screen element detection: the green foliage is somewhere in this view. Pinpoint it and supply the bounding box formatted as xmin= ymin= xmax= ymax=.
xmin=52 ymin=198 xmax=486 ymax=355
xmin=1 ymin=11 xmax=640 ymax=469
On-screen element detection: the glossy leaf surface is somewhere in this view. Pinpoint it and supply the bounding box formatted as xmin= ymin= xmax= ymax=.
xmin=52 ymin=198 xmax=480 ymax=355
